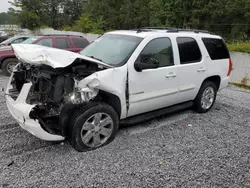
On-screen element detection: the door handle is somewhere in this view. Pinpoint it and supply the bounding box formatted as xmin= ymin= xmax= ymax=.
xmin=166 ymin=72 xmax=177 ymax=78
xmin=197 ymin=67 xmax=206 ymax=72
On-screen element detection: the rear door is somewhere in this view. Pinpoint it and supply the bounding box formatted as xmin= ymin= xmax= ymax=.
xmin=35 ymin=37 xmax=54 ymax=48
xmin=55 ymin=37 xmax=75 ymax=52
xmin=71 ymin=37 xmax=90 ymax=52
xmin=176 ymin=37 xmax=207 ymax=102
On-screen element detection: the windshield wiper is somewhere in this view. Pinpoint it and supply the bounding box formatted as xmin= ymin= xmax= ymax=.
xmin=86 ymin=55 xmax=104 ymax=63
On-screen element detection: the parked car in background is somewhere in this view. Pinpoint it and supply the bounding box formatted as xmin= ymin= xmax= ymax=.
xmin=0 ymin=35 xmax=10 ymax=43
xmin=0 ymin=36 xmax=30 ymax=47
xmin=5 ymin=28 xmax=232 ymax=152
xmin=0 ymin=35 xmax=89 ymax=76
xmin=0 ymin=34 xmax=90 ymax=76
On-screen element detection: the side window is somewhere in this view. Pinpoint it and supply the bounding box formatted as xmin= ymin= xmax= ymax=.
xmin=56 ymin=38 xmax=72 ymax=49
xmin=202 ymin=38 xmax=230 ymax=60
xmin=36 ymin=38 xmax=53 ymax=47
xmin=72 ymin=38 xmax=89 ymax=48
xmin=138 ymin=38 xmax=174 ymax=68
xmin=177 ymin=37 xmax=202 ymax=64
xmin=11 ymin=37 xmax=28 ymax=44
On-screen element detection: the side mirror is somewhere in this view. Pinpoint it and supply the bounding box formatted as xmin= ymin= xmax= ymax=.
xmin=134 ymin=57 xmax=159 ymax=72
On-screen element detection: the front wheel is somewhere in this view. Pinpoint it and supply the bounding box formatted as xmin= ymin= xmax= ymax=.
xmin=68 ymin=102 xmax=119 ymax=152
xmin=1 ymin=58 xmax=18 ymax=76
xmin=194 ymin=81 xmax=217 ymax=113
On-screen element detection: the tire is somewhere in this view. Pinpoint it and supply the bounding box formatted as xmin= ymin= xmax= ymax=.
xmin=1 ymin=58 xmax=18 ymax=77
xmin=194 ymin=81 xmax=217 ymax=113
xmin=68 ymin=102 xmax=119 ymax=152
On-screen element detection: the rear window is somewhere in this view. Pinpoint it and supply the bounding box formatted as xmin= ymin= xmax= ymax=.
xmin=72 ymin=38 xmax=89 ymax=48
xmin=202 ymin=38 xmax=230 ymax=60
xmin=177 ymin=37 xmax=202 ymax=64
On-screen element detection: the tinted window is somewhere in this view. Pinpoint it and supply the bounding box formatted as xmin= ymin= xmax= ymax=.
xmin=56 ymin=38 xmax=72 ymax=49
xmin=202 ymin=38 xmax=230 ymax=60
xmin=177 ymin=37 xmax=202 ymax=64
xmin=72 ymin=38 xmax=89 ymax=48
xmin=36 ymin=38 xmax=53 ymax=47
xmin=139 ymin=38 xmax=174 ymax=67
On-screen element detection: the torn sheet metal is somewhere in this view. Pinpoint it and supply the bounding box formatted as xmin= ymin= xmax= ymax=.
xmin=78 ymin=66 xmax=128 ymax=119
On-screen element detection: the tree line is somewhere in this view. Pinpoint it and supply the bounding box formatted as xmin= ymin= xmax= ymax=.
xmin=8 ymin=0 xmax=250 ymax=40
xmin=0 ymin=12 xmax=16 ymax=25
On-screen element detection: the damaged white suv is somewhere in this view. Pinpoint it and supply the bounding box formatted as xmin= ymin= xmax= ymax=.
xmin=5 ymin=28 xmax=232 ymax=152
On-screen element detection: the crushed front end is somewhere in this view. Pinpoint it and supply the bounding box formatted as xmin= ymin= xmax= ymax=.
xmin=5 ymin=59 xmax=105 ymax=141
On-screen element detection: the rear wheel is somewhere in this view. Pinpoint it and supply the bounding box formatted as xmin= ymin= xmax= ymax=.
xmin=68 ymin=102 xmax=119 ymax=152
xmin=1 ymin=58 xmax=18 ymax=76
xmin=194 ymin=81 xmax=217 ymax=113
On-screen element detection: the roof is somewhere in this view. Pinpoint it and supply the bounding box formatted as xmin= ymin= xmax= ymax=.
xmin=107 ymin=28 xmax=222 ymax=39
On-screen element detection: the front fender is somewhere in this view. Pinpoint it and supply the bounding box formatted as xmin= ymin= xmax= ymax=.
xmin=78 ymin=65 xmax=128 ymax=119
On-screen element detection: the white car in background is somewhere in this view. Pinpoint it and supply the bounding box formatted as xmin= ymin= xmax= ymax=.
xmin=5 ymin=28 xmax=232 ymax=152
xmin=0 ymin=36 xmax=30 ymax=47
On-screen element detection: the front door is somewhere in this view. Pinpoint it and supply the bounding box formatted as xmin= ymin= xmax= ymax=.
xmin=127 ymin=37 xmax=180 ymax=117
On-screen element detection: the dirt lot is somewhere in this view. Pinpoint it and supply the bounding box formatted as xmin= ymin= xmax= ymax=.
xmin=0 ymin=72 xmax=250 ymax=188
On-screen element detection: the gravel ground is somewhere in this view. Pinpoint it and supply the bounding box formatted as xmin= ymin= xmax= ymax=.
xmin=0 ymin=71 xmax=250 ymax=188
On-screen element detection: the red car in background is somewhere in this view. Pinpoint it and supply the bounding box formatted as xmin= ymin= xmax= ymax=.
xmin=0 ymin=35 xmax=90 ymax=76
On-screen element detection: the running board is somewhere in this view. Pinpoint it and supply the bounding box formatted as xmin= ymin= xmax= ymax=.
xmin=121 ymin=101 xmax=193 ymax=125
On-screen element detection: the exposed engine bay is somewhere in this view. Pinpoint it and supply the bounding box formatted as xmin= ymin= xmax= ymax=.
xmin=9 ymin=59 xmax=106 ymax=135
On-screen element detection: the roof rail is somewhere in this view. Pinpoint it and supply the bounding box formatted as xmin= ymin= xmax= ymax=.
xmin=132 ymin=27 xmax=215 ymax=35
xmin=131 ymin=28 xmax=154 ymax=33
xmin=140 ymin=27 xmax=178 ymax=30
xmin=133 ymin=27 xmax=178 ymax=33
xmin=43 ymin=33 xmax=84 ymax=37
xmin=166 ymin=29 xmax=215 ymax=35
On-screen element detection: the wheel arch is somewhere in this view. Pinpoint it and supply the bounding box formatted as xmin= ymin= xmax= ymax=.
xmin=0 ymin=56 xmax=17 ymax=69
xmin=202 ymin=75 xmax=221 ymax=90
xmin=60 ymin=91 xmax=122 ymax=137
xmin=97 ymin=90 xmax=122 ymax=118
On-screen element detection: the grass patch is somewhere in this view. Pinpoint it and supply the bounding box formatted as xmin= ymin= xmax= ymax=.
xmin=229 ymin=82 xmax=250 ymax=90
xmin=227 ymin=43 xmax=250 ymax=53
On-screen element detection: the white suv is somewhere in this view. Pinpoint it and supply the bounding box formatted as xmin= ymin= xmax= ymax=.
xmin=5 ymin=28 xmax=232 ymax=152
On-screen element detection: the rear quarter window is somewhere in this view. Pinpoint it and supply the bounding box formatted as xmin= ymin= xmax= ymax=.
xmin=202 ymin=38 xmax=230 ymax=60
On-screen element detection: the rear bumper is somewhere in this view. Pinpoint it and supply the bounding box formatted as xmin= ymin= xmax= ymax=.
xmin=5 ymin=76 xmax=65 ymax=141
xmin=219 ymin=76 xmax=230 ymax=90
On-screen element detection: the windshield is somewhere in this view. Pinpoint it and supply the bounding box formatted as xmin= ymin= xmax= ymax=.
xmin=80 ymin=34 xmax=143 ymax=66
xmin=0 ymin=37 xmax=15 ymax=44
xmin=21 ymin=37 xmax=39 ymax=44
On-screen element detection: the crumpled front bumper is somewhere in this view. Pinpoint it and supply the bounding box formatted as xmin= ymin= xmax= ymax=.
xmin=5 ymin=75 xmax=65 ymax=141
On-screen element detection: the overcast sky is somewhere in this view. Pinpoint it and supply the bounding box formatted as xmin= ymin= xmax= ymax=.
xmin=0 ymin=0 xmax=13 ymax=13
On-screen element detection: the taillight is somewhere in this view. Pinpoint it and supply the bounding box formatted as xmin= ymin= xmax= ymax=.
xmin=227 ymin=58 xmax=233 ymax=76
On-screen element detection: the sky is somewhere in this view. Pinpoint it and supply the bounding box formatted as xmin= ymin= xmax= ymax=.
xmin=0 ymin=0 xmax=13 ymax=13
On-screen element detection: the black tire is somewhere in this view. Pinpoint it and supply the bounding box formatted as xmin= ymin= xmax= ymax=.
xmin=1 ymin=58 xmax=18 ymax=77
xmin=194 ymin=81 xmax=217 ymax=113
xmin=68 ymin=102 xmax=119 ymax=152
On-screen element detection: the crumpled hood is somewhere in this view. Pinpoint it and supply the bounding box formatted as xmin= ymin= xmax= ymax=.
xmin=12 ymin=44 xmax=112 ymax=69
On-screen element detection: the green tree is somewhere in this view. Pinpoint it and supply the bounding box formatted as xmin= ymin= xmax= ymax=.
xmin=0 ymin=12 xmax=16 ymax=25
xmin=7 ymin=0 xmax=250 ymax=40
